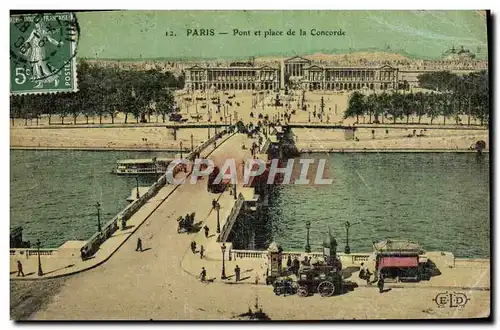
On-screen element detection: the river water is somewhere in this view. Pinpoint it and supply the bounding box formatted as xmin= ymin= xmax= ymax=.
xmin=10 ymin=150 xmax=173 ymax=248
xmin=259 ymin=153 xmax=490 ymax=258
xmin=10 ymin=151 xmax=490 ymax=258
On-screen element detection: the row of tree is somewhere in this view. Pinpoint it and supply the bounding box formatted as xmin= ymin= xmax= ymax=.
xmin=344 ymin=70 xmax=489 ymax=126
xmin=10 ymin=60 xmax=185 ymax=125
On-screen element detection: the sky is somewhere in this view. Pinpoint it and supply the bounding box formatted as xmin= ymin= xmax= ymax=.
xmin=75 ymin=10 xmax=488 ymax=60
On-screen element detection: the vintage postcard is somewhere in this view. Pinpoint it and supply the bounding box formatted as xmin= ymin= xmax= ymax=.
xmin=9 ymin=10 xmax=490 ymax=321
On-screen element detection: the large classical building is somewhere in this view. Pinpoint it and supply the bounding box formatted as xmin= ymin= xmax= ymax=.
xmin=184 ymin=64 xmax=280 ymax=91
xmin=284 ymin=56 xmax=399 ymax=91
xmin=185 ymin=54 xmax=483 ymax=92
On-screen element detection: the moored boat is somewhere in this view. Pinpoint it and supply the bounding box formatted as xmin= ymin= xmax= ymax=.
xmin=112 ymin=157 xmax=173 ymax=175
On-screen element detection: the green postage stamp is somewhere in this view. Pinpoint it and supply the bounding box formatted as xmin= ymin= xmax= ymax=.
xmin=10 ymin=12 xmax=78 ymax=94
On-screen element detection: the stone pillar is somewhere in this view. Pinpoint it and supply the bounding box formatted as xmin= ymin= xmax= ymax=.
xmin=322 ymin=69 xmax=326 ymax=90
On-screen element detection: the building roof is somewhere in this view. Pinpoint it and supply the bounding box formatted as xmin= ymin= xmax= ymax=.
xmin=373 ymin=239 xmax=423 ymax=254
xmin=259 ymin=65 xmax=277 ymax=70
xmin=186 ymin=65 xmax=279 ymax=71
xmin=305 ymin=65 xmax=323 ymax=71
xmin=303 ymin=64 xmax=393 ymax=70
xmin=117 ymin=157 xmax=173 ymax=165
xmin=187 ymin=64 xmax=204 ymax=70
xmin=284 ymin=56 xmax=312 ymax=63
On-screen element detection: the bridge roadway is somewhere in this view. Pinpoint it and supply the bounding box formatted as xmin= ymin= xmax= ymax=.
xmin=22 ymin=132 xmax=490 ymax=320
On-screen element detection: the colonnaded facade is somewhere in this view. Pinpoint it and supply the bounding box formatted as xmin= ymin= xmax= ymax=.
xmin=284 ymin=56 xmax=399 ymax=91
xmin=184 ymin=55 xmax=479 ymax=92
xmin=184 ymin=64 xmax=280 ymax=91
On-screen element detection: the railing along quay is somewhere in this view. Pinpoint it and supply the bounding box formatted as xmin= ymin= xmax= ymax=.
xmin=230 ymin=249 xmax=371 ymax=264
xmin=10 ymin=248 xmax=56 ymax=257
xmin=80 ymin=129 xmax=231 ymax=258
xmin=218 ymin=192 xmax=245 ymax=243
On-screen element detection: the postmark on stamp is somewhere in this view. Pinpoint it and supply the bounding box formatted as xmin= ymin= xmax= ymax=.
xmin=10 ymin=12 xmax=79 ymax=95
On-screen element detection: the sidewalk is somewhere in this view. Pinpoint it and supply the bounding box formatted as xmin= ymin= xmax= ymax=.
xmin=179 ymin=134 xmax=271 ymax=285
xmin=10 ymin=133 xmax=235 ymax=280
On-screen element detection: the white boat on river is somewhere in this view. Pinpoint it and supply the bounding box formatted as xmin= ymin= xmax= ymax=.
xmin=112 ymin=157 xmax=173 ymax=175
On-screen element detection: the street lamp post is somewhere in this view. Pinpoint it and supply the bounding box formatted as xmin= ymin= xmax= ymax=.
xmin=221 ymin=243 xmax=227 ymax=279
xmin=344 ymin=221 xmax=351 ymax=254
xmin=215 ymin=203 xmax=221 ymax=233
xmin=135 ymin=176 xmax=140 ymax=199
xmin=96 ymin=202 xmax=102 ymax=232
xmin=305 ymin=221 xmax=311 ymax=253
xmin=179 ymin=141 xmax=183 ymax=159
xmin=36 ymin=239 xmax=43 ymax=276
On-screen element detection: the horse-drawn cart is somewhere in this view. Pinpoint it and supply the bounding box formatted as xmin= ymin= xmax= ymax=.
xmin=296 ymin=265 xmax=343 ymax=297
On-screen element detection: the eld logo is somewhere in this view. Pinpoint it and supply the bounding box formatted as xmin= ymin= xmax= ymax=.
xmin=433 ymin=291 xmax=470 ymax=308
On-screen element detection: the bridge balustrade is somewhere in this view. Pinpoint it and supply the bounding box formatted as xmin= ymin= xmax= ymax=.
xmin=81 ymin=130 xmax=231 ymax=258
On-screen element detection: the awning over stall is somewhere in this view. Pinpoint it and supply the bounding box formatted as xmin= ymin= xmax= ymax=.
xmin=378 ymin=257 xmax=419 ymax=269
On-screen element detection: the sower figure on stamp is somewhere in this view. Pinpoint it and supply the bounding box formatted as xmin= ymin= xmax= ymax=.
xmin=16 ymin=260 xmax=24 ymax=277
xmin=23 ymin=22 xmax=64 ymax=88
xmin=136 ymin=238 xmax=143 ymax=252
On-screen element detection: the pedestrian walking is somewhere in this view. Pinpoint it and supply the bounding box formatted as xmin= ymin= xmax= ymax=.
xmin=234 ymin=265 xmax=241 ymax=282
xmin=136 ymin=238 xmax=143 ymax=252
xmin=191 ymin=241 xmax=197 ymax=253
xmin=378 ymin=273 xmax=385 ymax=293
xmin=200 ymin=245 xmax=205 ymax=259
xmin=286 ymin=255 xmax=292 ymax=268
xmin=204 ymin=225 xmax=209 ymax=238
xmin=16 ymin=260 xmax=24 ymax=277
xmin=200 ymin=267 xmax=207 ymax=282
xmin=292 ymin=256 xmax=300 ymax=276
xmin=359 ymin=262 xmax=366 ymax=279
xmin=365 ymin=269 xmax=372 ymax=285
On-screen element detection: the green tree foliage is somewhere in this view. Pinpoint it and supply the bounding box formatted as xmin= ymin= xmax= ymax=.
xmin=10 ymin=59 xmax=183 ymax=125
xmin=343 ymin=70 xmax=488 ymax=126
xmin=344 ymin=91 xmax=365 ymax=123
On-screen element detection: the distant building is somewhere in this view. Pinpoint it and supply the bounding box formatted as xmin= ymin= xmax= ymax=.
xmin=180 ymin=53 xmax=486 ymax=91
xmin=303 ymin=64 xmax=399 ymax=91
xmin=443 ymin=45 xmax=476 ymax=60
xmin=184 ymin=64 xmax=280 ymax=91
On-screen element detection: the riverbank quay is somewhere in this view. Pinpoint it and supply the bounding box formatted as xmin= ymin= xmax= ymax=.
xmin=11 ymin=130 xmax=490 ymax=320
xmin=10 ymin=125 xmax=224 ymax=151
xmin=11 ymin=122 xmax=488 ymax=152
xmin=292 ymin=126 xmax=488 ymax=152
xmin=9 ymin=130 xmax=236 ymax=280
xmin=181 ymin=248 xmax=489 ymax=290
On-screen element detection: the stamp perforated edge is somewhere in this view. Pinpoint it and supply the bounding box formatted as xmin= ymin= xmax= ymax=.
xmin=9 ymin=12 xmax=79 ymax=96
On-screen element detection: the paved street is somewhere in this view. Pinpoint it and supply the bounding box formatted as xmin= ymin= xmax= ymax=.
xmin=23 ymin=132 xmax=489 ymax=320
